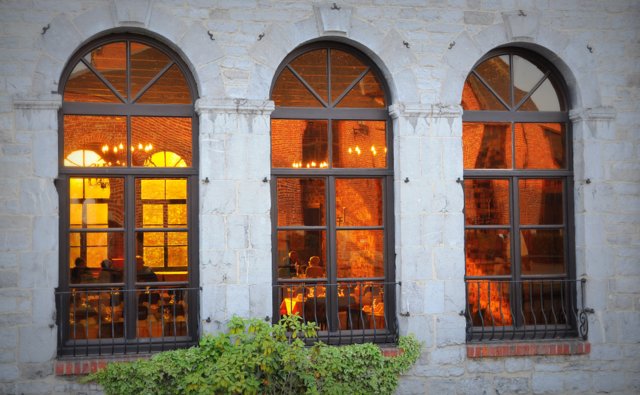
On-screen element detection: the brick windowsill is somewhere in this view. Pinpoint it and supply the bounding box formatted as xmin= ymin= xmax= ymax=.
xmin=467 ymin=340 xmax=590 ymax=358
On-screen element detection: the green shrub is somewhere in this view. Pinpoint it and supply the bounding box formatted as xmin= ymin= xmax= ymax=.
xmin=86 ymin=316 xmax=421 ymax=395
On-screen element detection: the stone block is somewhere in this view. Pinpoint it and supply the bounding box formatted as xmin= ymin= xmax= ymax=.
xmin=394 ymin=376 xmax=428 ymax=395
xmin=495 ymin=376 xmax=531 ymax=394
xmin=505 ymin=357 xmax=534 ymax=373
xmin=200 ymin=214 xmax=226 ymax=250
xmin=398 ymin=245 xmax=432 ymax=282
xmin=18 ymin=326 xmax=56 ymax=363
xmin=201 ymin=180 xmax=236 ymax=214
xmin=226 ymin=284 xmax=250 ymax=318
xmin=0 ymin=271 xmax=18 ymax=288
xmin=464 ymin=11 xmax=495 ymax=25
xmin=466 ymin=359 xmax=505 ymax=374
xmin=429 ymin=345 xmax=464 ymax=365
xmin=433 ymin=246 xmax=464 ymax=280
xmin=249 ymin=283 xmax=271 ymax=318
xmin=423 ymin=280 xmax=445 ymax=314
xmin=592 ymin=371 xmax=626 ymax=393
xmin=18 ymin=362 xmax=52 ymax=380
xmin=237 ymin=181 xmax=269 ymax=214
xmin=0 ymin=327 xmax=17 ymax=349
xmin=248 ymin=215 xmax=271 ymax=251
xmin=0 ymin=252 xmax=17 ymax=270
xmin=0 ymin=364 xmax=19 ymax=382
xmin=31 ymin=288 xmax=55 ymax=326
xmin=434 ymin=313 xmax=465 ymax=346
xmin=227 ymin=215 xmax=248 ymax=250
xmin=399 ymin=214 xmax=422 ymax=247
xmin=32 ymin=216 xmax=57 ymax=252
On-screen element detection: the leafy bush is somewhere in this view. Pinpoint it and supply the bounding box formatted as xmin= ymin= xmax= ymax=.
xmin=87 ymin=315 xmax=421 ymax=395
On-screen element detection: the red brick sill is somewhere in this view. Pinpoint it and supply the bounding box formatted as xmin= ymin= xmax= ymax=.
xmin=467 ymin=340 xmax=590 ymax=358
xmin=55 ymin=347 xmax=404 ymax=376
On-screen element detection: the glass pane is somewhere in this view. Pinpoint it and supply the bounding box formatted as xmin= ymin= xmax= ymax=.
xmin=272 ymin=68 xmax=323 ymax=107
xmin=277 ymin=178 xmax=325 ymax=227
xmin=513 ymin=55 xmax=545 ymax=105
xmin=88 ymin=42 xmax=127 ymax=100
xmin=131 ymin=117 xmax=192 ymax=167
xmin=462 ymin=74 xmax=507 ymax=111
xmin=338 ymin=281 xmax=386 ymax=330
xmin=521 ymin=281 xmax=569 ymax=326
xmin=137 ymin=178 xmax=188 ymax=228
xmin=336 ymin=230 xmax=384 ymax=278
xmin=137 ymin=64 xmax=191 ymax=104
xmin=290 ymin=49 xmax=328 ymax=104
xmin=332 ymin=120 xmax=387 ymax=168
xmin=519 ymin=179 xmax=563 ymax=225
xmin=64 ymin=62 xmax=120 ymax=103
xmin=136 ymin=232 xmax=188 ymax=273
xmin=143 ymin=204 xmax=164 ymax=227
xmin=474 ymin=55 xmax=510 ymax=107
xmin=520 ymin=229 xmax=565 ymax=275
xmin=462 ymin=122 xmax=511 ymax=169
xmin=515 ymin=123 xmax=565 ymax=169
xmin=330 ymin=49 xmax=367 ymax=104
xmin=519 ymin=78 xmax=561 ymax=111
xmin=271 ymin=119 xmax=328 ymax=168
xmin=168 ymin=204 xmax=187 ymax=226
xmin=336 ymin=71 xmax=385 ymax=108
xmin=68 ymin=288 xmax=125 ymax=339
xmin=465 ymin=229 xmax=511 ymax=276
xmin=466 ymin=280 xmax=513 ymax=327
xmin=464 ymin=179 xmax=510 ymax=225
xmin=130 ymin=42 xmax=171 ymax=100
xmin=69 ymin=178 xmax=124 ymax=228
xmin=64 ymin=116 xmax=127 ymax=167
xmin=69 ymin=232 xmax=125 ymax=283
xmin=276 ymin=230 xmax=326 ymax=279
xmin=335 ymin=179 xmax=383 ymax=227
xmin=137 ymin=287 xmax=189 ymax=338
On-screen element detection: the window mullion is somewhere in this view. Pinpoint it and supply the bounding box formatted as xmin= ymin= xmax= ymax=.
xmin=124 ymin=175 xmax=137 ymax=340
xmin=326 ymin=175 xmax=338 ymax=332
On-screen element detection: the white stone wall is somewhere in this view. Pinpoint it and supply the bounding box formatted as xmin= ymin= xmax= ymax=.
xmin=0 ymin=0 xmax=638 ymax=393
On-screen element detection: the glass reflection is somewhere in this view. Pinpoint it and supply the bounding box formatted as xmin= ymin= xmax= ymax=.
xmin=465 ymin=229 xmax=511 ymax=276
xmin=277 ymin=178 xmax=325 ymax=227
xmin=271 ymin=120 xmax=328 ymax=168
xmin=64 ymin=62 xmax=121 ymax=103
xmin=474 ymin=55 xmax=510 ymax=106
xmin=512 ymin=55 xmax=545 ymax=106
xmin=462 ymin=123 xmax=511 ymax=169
xmin=136 ymin=178 xmax=188 ymax=229
xmin=519 ymin=179 xmax=563 ymax=225
xmin=515 ymin=123 xmax=565 ymax=169
xmin=464 ymin=179 xmax=510 ymax=225
xmin=336 ymin=71 xmax=385 ymax=108
xmin=272 ymin=68 xmax=323 ymax=107
xmin=88 ymin=42 xmax=127 ymax=100
xmin=335 ymin=179 xmax=383 ymax=226
xmin=519 ymin=78 xmax=561 ymax=111
xmin=276 ymin=230 xmax=326 ymax=279
xmin=466 ymin=280 xmax=513 ymax=326
xmin=332 ymin=120 xmax=387 ymax=168
xmin=136 ymin=232 xmax=188 ymax=272
xmin=290 ymin=49 xmax=328 ymax=104
xmin=520 ymin=229 xmax=565 ymax=275
xmin=462 ymin=74 xmax=507 ymax=111
xmin=64 ymin=116 xmax=127 ymax=167
xmin=336 ymin=230 xmax=384 ymax=278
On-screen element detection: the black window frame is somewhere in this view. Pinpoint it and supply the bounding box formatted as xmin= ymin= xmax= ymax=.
xmin=56 ymin=33 xmax=200 ymax=356
xmin=270 ymin=42 xmax=398 ymax=344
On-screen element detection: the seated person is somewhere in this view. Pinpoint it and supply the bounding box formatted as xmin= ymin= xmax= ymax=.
xmin=98 ymin=259 xmax=123 ymax=283
xmin=278 ymin=251 xmax=300 ymax=278
xmin=305 ymin=256 xmax=324 ymax=278
xmin=136 ymin=256 xmax=158 ymax=282
xmin=70 ymin=257 xmax=93 ymax=283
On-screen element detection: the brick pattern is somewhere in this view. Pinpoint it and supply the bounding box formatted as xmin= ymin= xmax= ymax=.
xmin=54 ymin=355 xmax=151 ymax=376
xmin=467 ymin=341 xmax=590 ymax=358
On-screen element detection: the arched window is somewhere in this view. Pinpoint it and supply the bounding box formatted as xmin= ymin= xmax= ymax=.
xmin=57 ymin=34 xmax=199 ymax=355
xmin=462 ymin=48 xmax=579 ymax=341
xmin=270 ymin=43 xmax=396 ymax=344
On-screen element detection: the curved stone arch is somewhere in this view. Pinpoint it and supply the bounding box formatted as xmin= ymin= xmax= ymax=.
xmin=440 ymin=13 xmax=602 ymax=111
xmin=245 ymin=8 xmax=419 ymax=105
xmin=32 ymin=2 xmax=225 ymax=99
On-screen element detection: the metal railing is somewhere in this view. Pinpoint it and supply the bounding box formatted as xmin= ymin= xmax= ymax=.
xmin=56 ymin=286 xmax=199 ymax=357
xmin=274 ymin=280 xmax=399 ymax=345
xmin=464 ymin=278 xmax=589 ymax=342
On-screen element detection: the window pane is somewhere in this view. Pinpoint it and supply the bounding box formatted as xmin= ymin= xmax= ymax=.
xmin=335 ymin=178 xmax=383 ymax=227
xmin=64 ymin=116 xmax=127 ymax=167
xmin=276 ymin=230 xmax=326 ymax=279
xmin=474 ymin=55 xmax=510 ymax=107
xmin=338 ymin=281 xmax=386 ymax=330
xmin=64 ymin=62 xmax=120 ymax=103
xmin=512 ymin=55 xmax=545 ymax=106
xmin=463 ymin=122 xmax=511 ymax=169
xmin=330 ymin=49 xmax=367 ymax=104
xmin=271 ymin=120 xmax=328 ymax=168
xmin=69 ymin=178 xmax=124 ymax=228
xmin=68 ymin=288 xmax=125 ymax=339
xmin=465 ymin=229 xmax=511 ymax=276
xmin=466 ymin=280 xmax=513 ymax=327
xmin=518 ymin=78 xmax=561 ymax=111
xmin=136 ymin=287 xmax=189 ymax=338
xmin=137 ymin=64 xmax=191 ymax=104
xmin=462 ymin=74 xmax=508 ymax=111
xmin=515 ymin=123 xmax=565 ymax=169
xmin=130 ymin=42 xmax=171 ymax=100
xmin=289 ymin=49 xmax=328 ymax=104
xmin=277 ymin=178 xmax=325 ymax=227
xmin=131 ymin=117 xmax=192 ymax=167
xmin=332 ymin=120 xmax=387 ymax=168
xmin=87 ymin=42 xmax=127 ymax=100
xmin=137 ymin=178 xmax=188 ymax=228
xmin=336 ymin=71 xmax=385 ymax=108
xmin=168 ymin=204 xmax=187 ymax=226
xmin=69 ymin=232 xmax=124 ymax=283
xmin=519 ymin=179 xmax=564 ymax=225
xmin=464 ymin=179 xmax=510 ymax=225
xmin=521 ymin=281 xmax=568 ymax=326
xmin=336 ymin=230 xmax=384 ymax=278
xmin=272 ymin=68 xmax=323 ymax=107
xmin=520 ymin=229 xmax=565 ymax=275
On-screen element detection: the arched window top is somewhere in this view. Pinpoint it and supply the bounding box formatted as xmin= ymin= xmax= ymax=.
xmin=462 ymin=49 xmax=567 ymax=112
xmin=62 ymin=36 xmax=194 ymax=104
xmin=271 ymin=44 xmax=387 ymax=109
